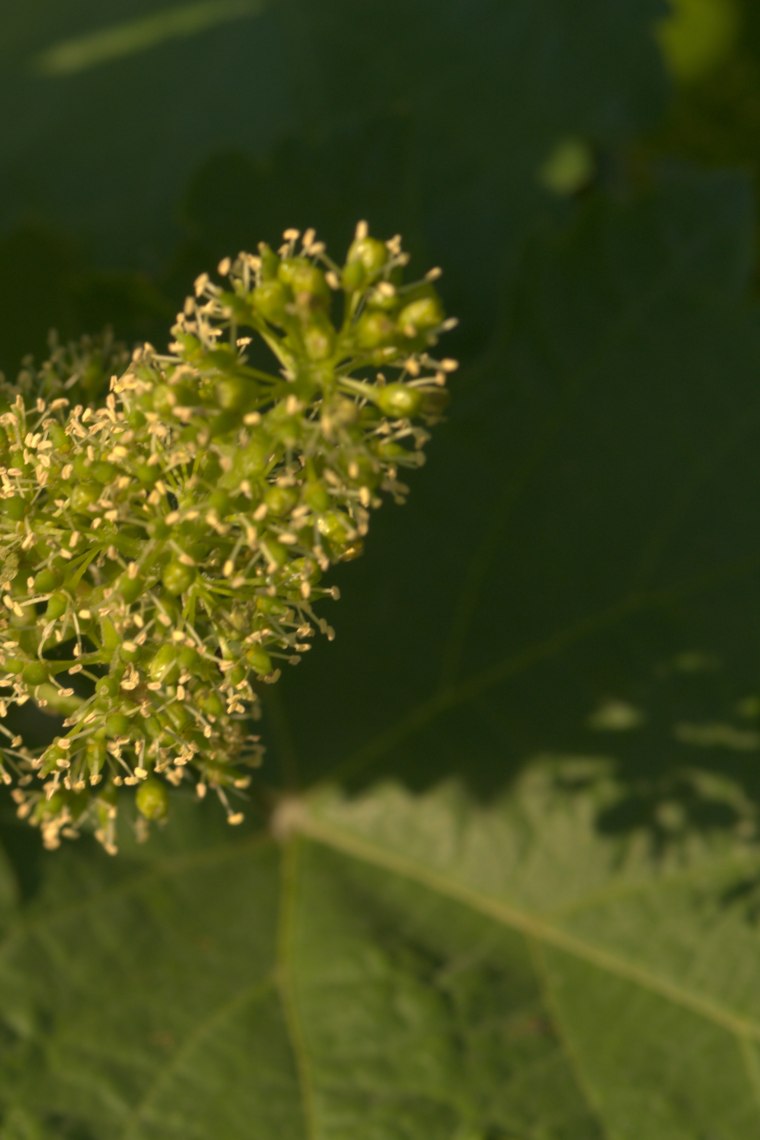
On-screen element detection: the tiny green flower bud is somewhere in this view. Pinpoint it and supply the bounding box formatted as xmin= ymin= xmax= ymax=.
xmin=267 ymin=414 xmax=301 ymax=449
xmin=208 ymin=489 xmax=232 ymax=517
xmin=278 ymin=258 xmax=329 ymax=302
xmin=258 ymin=243 xmax=280 ymax=280
xmin=236 ymin=436 xmax=271 ymax=480
xmin=398 ymin=295 xmax=444 ymax=337
xmin=143 ymin=715 xmax=163 ymax=740
xmin=347 ymin=236 xmax=388 ymax=276
xmin=209 ymin=409 xmax=243 ymax=440
xmin=317 ymin=510 xmax=353 ymax=546
xmin=264 ymin=485 xmax=298 ymax=516
xmin=366 ymin=286 xmax=400 ymax=313
xmin=261 ymin=538 xmax=289 ymax=568
xmin=161 ymin=559 xmax=196 ymax=597
xmin=226 ymin=662 xmax=247 ymax=686
xmin=252 ymin=280 xmax=289 ymax=324
xmin=218 ymin=290 xmax=255 ymax=325
xmin=283 ymin=557 xmax=321 ymax=585
xmin=303 ymin=480 xmax=331 ymax=512
xmin=99 ymin=616 xmax=121 ymax=655
xmin=70 ymin=483 xmax=101 ymax=513
xmin=174 ymin=646 xmax=196 ymax=672
xmin=72 ymin=455 xmax=92 ymax=481
xmin=105 ymin=713 xmax=131 ymax=737
xmin=22 ymin=661 xmax=49 ymax=687
xmin=355 ymin=311 xmax=395 ymax=350
xmin=148 ymin=644 xmax=181 ymax=685
xmin=152 ymin=384 xmax=178 ymax=416
xmin=341 ymin=261 xmax=366 ymax=293
xmin=303 ymin=319 xmax=335 ymax=362
xmin=5 ymin=496 xmax=28 ymax=522
xmin=96 ymin=672 xmax=122 ymax=698
xmin=134 ymin=461 xmax=160 ymax=487
xmin=374 ymin=439 xmax=408 ymax=461
xmin=148 ymin=517 xmax=172 ymax=541
xmin=118 ymin=641 xmax=141 ymax=663
xmin=127 ymin=409 xmax=148 ymax=431
xmin=169 ymin=331 xmax=203 ymax=364
xmin=136 ymin=777 xmax=169 ymax=821
xmin=245 ymin=645 xmax=273 ymax=675
xmin=48 ymin=423 xmax=70 ymax=452
xmin=341 ymin=453 xmax=379 ymax=489
xmin=115 ymin=572 xmax=145 ymax=605
xmin=255 ymin=596 xmax=291 ymax=618
xmin=39 ymin=742 xmax=69 ymax=777
xmin=337 ymin=538 xmax=364 ymax=562
xmin=45 ymin=592 xmax=68 ymax=620
xmin=216 ymin=376 xmax=251 ymax=412
xmin=164 ymin=702 xmax=193 ymax=734
xmin=198 ymin=691 xmax=225 ymax=719
xmin=375 ymin=383 xmax=424 ymax=418
xmin=34 ymin=567 xmax=63 ymax=594
xmin=90 ymin=460 xmax=119 ymax=484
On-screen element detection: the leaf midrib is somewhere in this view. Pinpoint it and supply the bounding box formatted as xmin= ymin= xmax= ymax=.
xmin=298 ymin=811 xmax=760 ymax=1045
xmin=277 ymin=838 xmax=318 ymax=1140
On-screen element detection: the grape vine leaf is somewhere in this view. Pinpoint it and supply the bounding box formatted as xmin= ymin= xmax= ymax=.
xmin=1 ymin=167 xmax=760 ymax=1137
xmin=3 ymin=1 xmax=760 ymax=1137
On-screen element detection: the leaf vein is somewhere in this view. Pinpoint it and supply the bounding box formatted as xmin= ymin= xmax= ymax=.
xmin=276 ymin=838 xmax=319 ymax=1140
xmin=0 ymin=833 xmax=271 ymax=957
xmin=326 ymin=551 xmax=760 ymax=787
xmin=527 ymin=938 xmax=618 ymax=1140
xmin=300 ymin=814 xmax=760 ymax=1043
xmin=119 ymin=974 xmax=276 ymax=1139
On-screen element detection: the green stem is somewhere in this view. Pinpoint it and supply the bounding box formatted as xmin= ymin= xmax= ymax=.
xmin=34 ymin=683 xmax=86 ymax=717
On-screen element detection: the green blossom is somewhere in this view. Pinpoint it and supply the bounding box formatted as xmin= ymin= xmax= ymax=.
xmin=0 ymin=223 xmax=456 ymax=852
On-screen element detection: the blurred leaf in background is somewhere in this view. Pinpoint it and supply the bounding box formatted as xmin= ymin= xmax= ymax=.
xmin=3 ymin=1 xmax=760 ymax=1137
xmin=651 ymin=0 xmax=760 ymax=276
xmin=657 ymin=0 xmax=740 ymax=83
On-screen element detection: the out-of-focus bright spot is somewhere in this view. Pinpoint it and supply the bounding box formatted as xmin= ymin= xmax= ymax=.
xmin=32 ymin=0 xmax=262 ymax=76
xmin=671 ymin=650 xmax=720 ymax=673
xmin=654 ymin=800 xmax=687 ymax=830
xmin=656 ymin=0 xmax=740 ymax=84
xmin=673 ymin=721 xmax=760 ymax=751
xmin=587 ymin=699 xmax=645 ymax=732
xmin=538 ymin=137 xmax=595 ymax=196
xmin=736 ymin=696 xmax=760 ymax=719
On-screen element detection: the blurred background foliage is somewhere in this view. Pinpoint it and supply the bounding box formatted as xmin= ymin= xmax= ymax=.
xmin=0 ymin=0 xmax=668 ymax=364
xmin=1 ymin=0 xmax=760 ymax=967
xmin=0 ymin=0 xmax=757 ymax=928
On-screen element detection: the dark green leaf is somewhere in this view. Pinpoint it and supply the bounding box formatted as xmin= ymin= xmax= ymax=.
xmin=3 ymin=0 xmax=760 ymax=1136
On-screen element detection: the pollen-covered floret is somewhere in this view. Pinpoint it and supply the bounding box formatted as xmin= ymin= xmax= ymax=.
xmin=0 ymin=224 xmax=456 ymax=852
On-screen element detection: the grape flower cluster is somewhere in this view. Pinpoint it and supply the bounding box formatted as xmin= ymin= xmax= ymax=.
xmin=0 ymin=224 xmax=456 ymax=852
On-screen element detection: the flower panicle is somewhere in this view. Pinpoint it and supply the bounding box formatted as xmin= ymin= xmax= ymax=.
xmin=0 ymin=224 xmax=456 ymax=852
